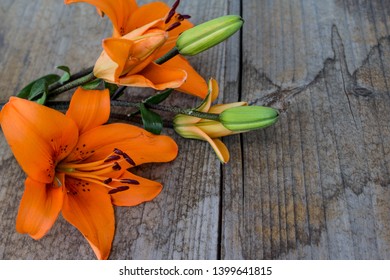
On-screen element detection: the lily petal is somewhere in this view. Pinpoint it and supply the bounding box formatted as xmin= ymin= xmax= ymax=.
xmin=196 ymin=120 xmax=234 ymax=138
xmin=212 ymin=138 xmax=230 ymax=163
xmin=127 ymin=1 xmax=193 ymax=37
xmin=65 ymin=0 xmax=138 ymax=37
xmin=209 ymin=102 xmax=248 ymax=114
xmin=119 ymin=62 xmax=187 ymax=90
xmin=110 ymin=171 xmax=162 ymax=206
xmin=175 ymin=125 xmax=230 ymax=163
xmin=97 ymin=38 xmax=134 ymax=81
xmin=0 ymin=97 xmax=78 ymax=183
xmin=16 ymin=177 xmax=64 ymax=239
xmin=92 ymin=51 xmax=118 ymax=82
xmin=62 ymin=178 xmax=115 ymax=260
xmin=160 ymin=55 xmax=208 ymax=98
xmin=66 ymin=88 xmax=110 ymax=134
xmin=191 ymin=78 xmax=219 ymax=114
xmin=66 ymin=123 xmax=178 ymax=166
xmin=126 ymin=2 xmax=169 ymax=31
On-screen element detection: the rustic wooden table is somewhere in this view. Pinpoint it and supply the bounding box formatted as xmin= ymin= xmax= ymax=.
xmin=1 ymin=0 xmax=390 ymax=260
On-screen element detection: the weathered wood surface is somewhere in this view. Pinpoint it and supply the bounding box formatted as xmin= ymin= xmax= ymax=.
xmin=1 ymin=0 xmax=390 ymax=260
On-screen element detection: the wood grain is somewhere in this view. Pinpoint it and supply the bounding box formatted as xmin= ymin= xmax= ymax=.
xmin=224 ymin=0 xmax=390 ymax=259
xmin=1 ymin=0 xmax=390 ymax=260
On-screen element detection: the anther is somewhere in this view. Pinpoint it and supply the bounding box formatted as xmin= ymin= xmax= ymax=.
xmin=177 ymin=14 xmax=191 ymax=21
xmin=104 ymin=155 xmax=121 ymax=162
xmin=120 ymin=178 xmax=140 ymax=185
xmin=113 ymin=148 xmax=124 ymax=155
xmin=122 ymin=152 xmax=136 ymax=166
xmin=165 ymin=0 xmax=180 ymax=23
xmin=108 ymin=186 xmax=130 ymax=194
xmin=103 ymin=178 xmax=113 ymax=184
xmin=112 ymin=162 xmax=122 ymax=171
xmin=172 ymin=0 xmax=180 ymax=11
xmin=167 ymin=22 xmax=181 ymax=32
xmin=165 ymin=10 xmax=176 ymax=24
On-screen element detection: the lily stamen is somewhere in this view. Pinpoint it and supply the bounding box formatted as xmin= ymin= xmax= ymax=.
xmin=58 ymin=149 xmax=134 ymax=173
xmin=113 ymin=148 xmax=136 ymax=166
xmin=61 ymin=170 xmax=140 ymax=194
xmin=166 ymin=22 xmax=181 ymax=32
xmin=57 ymin=147 xmax=140 ymax=194
xmin=108 ymin=186 xmax=130 ymax=194
xmin=165 ymin=0 xmax=180 ymax=23
xmin=164 ymin=0 xmax=191 ymax=32
xmin=104 ymin=155 xmax=121 ymax=162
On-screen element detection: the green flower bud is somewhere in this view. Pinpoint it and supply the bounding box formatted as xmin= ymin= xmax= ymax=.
xmin=219 ymin=106 xmax=279 ymax=131
xmin=176 ymin=15 xmax=244 ymax=56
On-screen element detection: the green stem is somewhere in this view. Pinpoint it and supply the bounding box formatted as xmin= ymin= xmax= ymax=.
xmin=110 ymin=100 xmax=220 ymax=121
xmin=110 ymin=86 xmax=126 ymax=100
xmin=49 ymin=71 xmax=96 ymax=98
xmin=154 ymin=47 xmax=180 ymax=65
xmin=48 ymin=66 xmax=94 ymax=92
xmin=4 ymin=99 xmax=220 ymax=122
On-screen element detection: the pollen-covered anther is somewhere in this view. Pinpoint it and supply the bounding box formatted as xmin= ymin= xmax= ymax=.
xmin=165 ymin=0 xmax=180 ymax=23
xmin=103 ymin=178 xmax=113 ymax=184
xmin=108 ymin=186 xmax=130 ymax=194
xmin=104 ymin=155 xmax=121 ymax=162
xmin=122 ymin=152 xmax=136 ymax=166
xmin=166 ymin=22 xmax=181 ymax=32
xmin=176 ymin=14 xmax=191 ymax=21
xmin=112 ymin=162 xmax=121 ymax=171
xmin=120 ymin=178 xmax=140 ymax=185
xmin=113 ymin=148 xmax=124 ymax=155
xmin=113 ymin=148 xmax=136 ymax=166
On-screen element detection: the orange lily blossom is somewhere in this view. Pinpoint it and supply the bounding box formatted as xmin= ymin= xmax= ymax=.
xmin=64 ymin=0 xmax=208 ymax=98
xmin=0 ymin=88 xmax=178 ymax=259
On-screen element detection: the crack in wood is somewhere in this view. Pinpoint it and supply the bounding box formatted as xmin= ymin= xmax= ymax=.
xmin=238 ymin=23 xmax=390 ymax=259
xmin=250 ymin=25 xmax=390 ymax=114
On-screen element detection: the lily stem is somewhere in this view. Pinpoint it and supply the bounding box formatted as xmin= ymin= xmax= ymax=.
xmin=49 ymin=71 xmax=97 ymax=98
xmin=154 ymin=47 xmax=180 ymax=65
xmin=45 ymin=100 xmax=220 ymax=121
xmin=48 ymin=66 xmax=94 ymax=92
xmin=111 ymin=100 xmax=220 ymax=121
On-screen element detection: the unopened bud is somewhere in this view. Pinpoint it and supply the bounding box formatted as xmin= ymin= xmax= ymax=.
xmin=219 ymin=106 xmax=279 ymax=131
xmin=176 ymin=15 xmax=244 ymax=56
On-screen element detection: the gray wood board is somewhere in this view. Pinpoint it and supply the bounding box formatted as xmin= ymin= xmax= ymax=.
xmin=1 ymin=0 xmax=390 ymax=259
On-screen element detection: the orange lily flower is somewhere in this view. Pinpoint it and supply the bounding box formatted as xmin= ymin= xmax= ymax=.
xmin=64 ymin=0 xmax=208 ymax=98
xmin=0 ymin=88 xmax=178 ymax=259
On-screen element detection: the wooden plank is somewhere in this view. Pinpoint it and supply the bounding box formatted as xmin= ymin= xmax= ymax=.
xmin=0 ymin=0 xmax=114 ymax=260
xmin=2 ymin=0 xmax=390 ymax=261
xmin=230 ymin=0 xmax=390 ymax=259
xmin=0 ymin=0 xmax=231 ymax=259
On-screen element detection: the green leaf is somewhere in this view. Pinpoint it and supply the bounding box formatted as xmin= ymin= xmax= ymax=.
xmin=26 ymin=79 xmax=49 ymax=104
xmin=104 ymin=82 xmax=119 ymax=97
xmin=140 ymin=103 xmax=163 ymax=135
xmin=82 ymin=78 xmax=102 ymax=89
xmin=144 ymin=88 xmax=173 ymax=105
xmin=17 ymin=74 xmax=60 ymax=99
xmin=29 ymin=79 xmax=47 ymax=100
xmin=56 ymin=65 xmax=71 ymax=84
xmin=128 ymin=89 xmax=173 ymax=118
xmin=36 ymin=91 xmax=48 ymax=105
